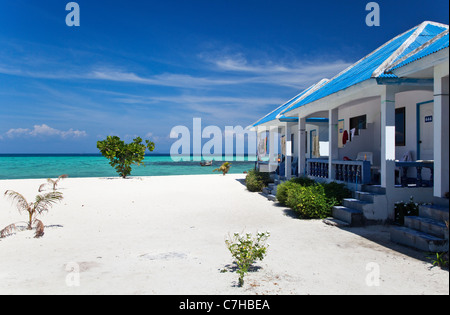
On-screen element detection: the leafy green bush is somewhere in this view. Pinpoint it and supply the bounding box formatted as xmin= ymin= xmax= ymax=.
xmin=322 ymin=181 xmax=352 ymax=206
xmin=276 ymin=177 xmax=317 ymax=206
xmin=290 ymin=176 xmax=315 ymax=187
xmin=278 ymin=179 xmax=350 ymax=219
xmin=276 ymin=181 xmax=301 ymax=206
xmin=286 ymin=184 xmax=332 ymax=219
xmin=245 ymin=169 xmax=272 ymax=192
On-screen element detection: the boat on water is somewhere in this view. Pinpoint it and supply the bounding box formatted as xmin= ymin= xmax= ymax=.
xmin=200 ymin=161 xmax=213 ymax=166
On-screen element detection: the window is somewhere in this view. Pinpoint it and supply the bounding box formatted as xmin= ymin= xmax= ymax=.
xmin=349 ymin=115 xmax=367 ymax=140
xmin=395 ymin=107 xmax=406 ymax=146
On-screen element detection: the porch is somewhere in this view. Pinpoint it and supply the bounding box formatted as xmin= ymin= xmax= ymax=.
xmin=306 ymin=158 xmax=434 ymax=188
xmin=256 ymin=81 xmax=448 ymax=224
xmin=250 ymin=21 xmax=449 ymax=253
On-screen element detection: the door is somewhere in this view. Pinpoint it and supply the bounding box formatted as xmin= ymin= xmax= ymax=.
xmin=418 ymin=101 xmax=434 ymax=181
xmin=418 ymin=101 xmax=434 ymax=160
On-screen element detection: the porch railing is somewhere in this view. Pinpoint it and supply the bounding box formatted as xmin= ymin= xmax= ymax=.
xmin=396 ymin=160 xmax=434 ymax=187
xmin=307 ymin=159 xmax=371 ymax=185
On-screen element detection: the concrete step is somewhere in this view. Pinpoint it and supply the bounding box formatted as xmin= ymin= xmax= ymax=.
xmin=271 ymin=185 xmax=278 ymax=195
xmin=332 ymin=206 xmax=364 ymax=226
xmin=343 ymin=198 xmax=373 ymax=212
xmin=267 ymin=194 xmax=277 ymax=202
xmin=404 ymin=216 xmax=448 ymax=239
xmin=390 ymin=226 xmax=448 ymax=252
xmin=323 ymin=217 xmax=350 ymax=228
xmin=362 ymin=185 xmax=386 ymax=195
xmin=355 ymin=191 xmax=382 ymax=203
xmin=419 ymin=204 xmax=449 ymax=222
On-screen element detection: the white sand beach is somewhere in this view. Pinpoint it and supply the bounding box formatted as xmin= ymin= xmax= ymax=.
xmin=0 ymin=174 xmax=448 ymax=295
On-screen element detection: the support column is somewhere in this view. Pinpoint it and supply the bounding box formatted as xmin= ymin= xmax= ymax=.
xmin=268 ymin=126 xmax=279 ymax=172
xmin=256 ymin=126 xmax=265 ymax=162
xmin=329 ymin=108 xmax=339 ymax=180
xmin=433 ymin=64 xmax=449 ymax=198
xmin=285 ymin=122 xmax=292 ymax=180
xmin=298 ymin=116 xmax=307 ymax=176
xmin=380 ymin=86 xmax=397 ymax=189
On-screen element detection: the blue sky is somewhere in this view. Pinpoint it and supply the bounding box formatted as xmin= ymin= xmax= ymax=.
xmin=0 ymin=0 xmax=448 ymax=154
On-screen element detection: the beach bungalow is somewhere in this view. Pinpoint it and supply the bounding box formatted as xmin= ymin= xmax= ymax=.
xmin=248 ymin=21 xmax=449 ymax=251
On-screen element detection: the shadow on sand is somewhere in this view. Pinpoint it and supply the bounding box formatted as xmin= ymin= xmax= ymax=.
xmin=271 ymin=201 xmax=442 ymax=266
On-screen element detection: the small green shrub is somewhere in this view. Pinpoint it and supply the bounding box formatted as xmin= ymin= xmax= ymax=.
xmin=286 ymin=184 xmax=332 ymax=219
xmin=225 ymin=231 xmax=270 ymax=286
xmin=290 ymin=176 xmax=315 ymax=187
xmin=322 ymin=181 xmax=352 ymax=206
xmin=277 ymin=178 xmax=349 ymax=219
xmin=245 ymin=169 xmax=272 ymax=192
xmin=276 ymin=177 xmax=320 ymax=206
xmin=276 ymin=181 xmax=301 ymax=206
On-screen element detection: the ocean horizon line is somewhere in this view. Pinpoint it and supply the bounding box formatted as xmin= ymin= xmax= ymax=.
xmin=0 ymin=153 xmax=257 ymax=158
xmin=0 ymin=154 xmax=257 ymax=180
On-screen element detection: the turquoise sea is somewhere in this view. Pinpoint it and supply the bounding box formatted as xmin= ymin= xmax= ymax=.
xmin=0 ymin=154 xmax=256 ymax=180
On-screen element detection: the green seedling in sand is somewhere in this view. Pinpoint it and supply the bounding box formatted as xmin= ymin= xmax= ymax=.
xmin=97 ymin=136 xmax=155 ymax=178
xmin=225 ymin=231 xmax=270 ymax=287
xmin=213 ymin=162 xmax=232 ymax=176
xmin=1 ymin=189 xmax=63 ymax=238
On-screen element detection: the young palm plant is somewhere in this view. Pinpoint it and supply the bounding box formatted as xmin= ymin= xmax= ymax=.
xmin=213 ymin=162 xmax=232 ymax=176
xmin=4 ymin=190 xmax=64 ymax=232
xmin=38 ymin=174 xmax=68 ymax=192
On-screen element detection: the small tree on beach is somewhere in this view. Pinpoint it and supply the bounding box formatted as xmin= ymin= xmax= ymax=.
xmin=3 ymin=190 xmax=64 ymax=237
xmin=97 ymin=136 xmax=155 ymax=178
xmin=213 ymin=162 xmax=232 ymax=176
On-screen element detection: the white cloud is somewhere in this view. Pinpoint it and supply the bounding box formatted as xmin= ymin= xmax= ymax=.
xmin=6 ymin=128 xmax=30 ymax=138
xmin=4 ymin=124 xmax=87 ymax=139
xmin=88 ymin=68 xmax=241 ymax=88
xmin=203 ymin=53 xmax=353 ymax=88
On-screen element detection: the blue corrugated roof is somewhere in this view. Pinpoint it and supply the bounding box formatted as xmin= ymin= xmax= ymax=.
xmin=389 ymin=31 xmax=449 ymax=71
xmin=251 ymin=79 xmax=328 ymax=127
xmin=251 ymin=21 xmax=448 ymax=128
xmin=251 ymin=84 xmax=314 ymax=127
xmin=277 ymin=21 xmax=448 ymax=116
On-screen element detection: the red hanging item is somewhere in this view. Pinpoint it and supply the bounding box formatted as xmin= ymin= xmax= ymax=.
xmin=342 ymin=130 xmax=349 ymax=145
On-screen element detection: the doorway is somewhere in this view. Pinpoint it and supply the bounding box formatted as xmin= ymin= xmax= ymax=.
xmin=417 ymin=100 xmax=434 ymax=160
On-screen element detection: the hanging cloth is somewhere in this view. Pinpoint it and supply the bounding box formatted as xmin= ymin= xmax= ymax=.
xmin=350 ymin=128 xmax=356 ymax=141
xmin=342 ymin=130 xmax=349 ymax=145
xmin=281 ymin=136 xmax=286 ymax=156
xmin=313 ymin=136 xmax=320 ymax=157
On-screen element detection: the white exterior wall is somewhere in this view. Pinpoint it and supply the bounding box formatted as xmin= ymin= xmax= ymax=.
xmin=394 ymin=90 xmax=434 ymax=162
xmin=338 ymin=98 xmax=381 ymax=165
xmin=334 ymin=90 xmax=433 ymax=169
